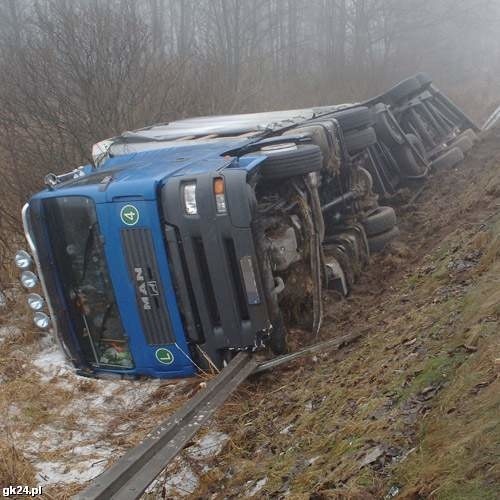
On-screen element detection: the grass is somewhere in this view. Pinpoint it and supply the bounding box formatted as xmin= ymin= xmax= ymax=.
xmin=3 ymin=132 xmax=500 ymax=497
xmin=393 ymin=337 xmax=500 ymax=499
xmin=390 ymin=218 xmax=500 ymax=498
xmin=0 ymin=296 xmax=194 ymax=495
xmin=0 ymin=436 xmax=36 ymax=489
xmin=399 ymin=352 xmax=467 ymax=400
xmin=194 ymin=132 xmax=500 ymax=498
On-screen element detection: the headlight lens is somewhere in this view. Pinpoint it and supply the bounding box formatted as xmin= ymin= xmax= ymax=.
xmin=27 ymin=293 xmax=45 ymax=311
xmin=182 ymin=182 xmax=197 ymax=215
xmin=14 ymin=250 xmax=32 ymax=269
xmin=21 ymin=271 xmax=38 ymax=289
xmin=33 ymin=312 xmax=51 ymax=329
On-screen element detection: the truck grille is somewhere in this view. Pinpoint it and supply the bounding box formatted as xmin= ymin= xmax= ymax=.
xmin=121 ymin=228 xmax=174 ymax=345
xmin=192 ymin=237 xmax=221 ymax=327
xmin=161 ymin=171 xmax=271 ymax=355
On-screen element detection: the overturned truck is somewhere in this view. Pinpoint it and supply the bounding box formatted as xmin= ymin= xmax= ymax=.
xmin=15 ymin=73 xmax=479 ymax=378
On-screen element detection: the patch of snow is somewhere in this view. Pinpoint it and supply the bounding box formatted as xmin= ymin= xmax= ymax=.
xmin=147 ymin=430 xmax=229 ymax=497
xmin=246 ymin=477 xmax=268 ymax=497
xmin=0 ymin=287 xmax=21 ymax=304
xmin=7 ymin=403 xmax=21 ymax=417
xmin=36 ymin=458 xmax=108 ymax=486
xmin=163 ymin=463 xmax=199 ymax=497
xmin=359 ymin=445 xmax=384 ymax=468
xmin=307 ymin=456 xmax=320 ymax=466
xmin=385 ymin=485 xmax=400 ymax=498
xmin=2 ymin=325 xmax=188 ymax=489
xmin=0 ymin=325 xmax=21 ymax=344
xmin=186 ymin=431 xmax=229 ymax=460
xmin=16 ymin=339 xmax=175 ymax=487
xmin=31 ymin=340 xmax=73 ymax=382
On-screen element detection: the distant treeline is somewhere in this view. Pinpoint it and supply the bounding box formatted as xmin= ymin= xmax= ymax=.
xmin=0 ymin=0 xmax=499 ymax=274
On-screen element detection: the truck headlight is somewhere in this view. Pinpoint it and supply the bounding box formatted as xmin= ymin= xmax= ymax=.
xmin=33 ymin=312 xmax=51 ymax=329
xmin=21 ymin=271 xmax=38 ymax=289
xmin=182 ymin=182 xmax=197 ymax=215
xmin=27 ymin=293 xmax=45 ymax=311
xmin=214 ymin=178 xmax=227 ymax=213
xmin=14 ymin=250 xmax=32 ymax=269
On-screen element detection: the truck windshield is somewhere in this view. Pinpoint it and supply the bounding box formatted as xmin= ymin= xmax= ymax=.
xmin=43 ymin=196 xmax=133 ymax=369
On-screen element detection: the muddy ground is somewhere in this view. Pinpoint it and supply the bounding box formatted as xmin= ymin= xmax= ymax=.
xmin=1 ymin=131 xmax=500 ymax=499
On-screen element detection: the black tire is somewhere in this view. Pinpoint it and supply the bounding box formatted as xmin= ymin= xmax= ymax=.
xmin=384 ymin=77 xmax=423 ymax=105
xmin=374 ymin=103 xmax=405 ymax=146
xmin=450 ymin=134 xmax=473 ymax=154
xmin=344 ymin=127 xmax=377 ymax=154
xmin=258 ymin=144 xmax=323 ymax=180
xmin=429 ymin=147 xmax=464 ymax=170
xmin=333 ymin=106 xmax=374 ymax=132
xmin=406 ymin=133 xmax=426 ymax=158
xmin=462 ymin=128 xmax=479 ymax=143
xmin=368 ymin=226 xmax=400 ymax=253
xmin=362 ymin=206 xmax=397 ymax=237
xmin=394 ymin=136 xmax=427 ymax=176
xmin=415 ymin=72 xmax=433 ymax=89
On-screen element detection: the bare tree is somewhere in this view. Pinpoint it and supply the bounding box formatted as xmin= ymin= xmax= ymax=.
xmin=1 ymin=0 xmax=500 ymax=274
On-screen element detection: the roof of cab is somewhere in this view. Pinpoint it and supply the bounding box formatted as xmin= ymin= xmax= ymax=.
xmin=35 ymin=137 xmax=264 ymax=203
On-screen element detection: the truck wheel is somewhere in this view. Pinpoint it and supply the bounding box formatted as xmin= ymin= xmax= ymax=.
xmin=344 ymin=127 xmax=377 ymax=154
xmin=374 ymin=103 xmax=405 ymax=146
xmin=450 ymin=134 xmax=474 ymax=154
xmin=333 ymin=106 xmax=374 ymax=132
xmin=368 ymin=226 xmax=400 ymax=253
xmin=415 ymin=72 xmax=433 ymax=89
xmin=258 ymin=143 xmax=323 ymax=180
xmin=384 ymin=76 xmax=423 ymax=105
xmin=394 ymin=135 xmax=427 ymax=176
xmin=462 ymin=128 xmax=479 ymax=143
xmin=406 ymin=133 xmax=426 ymax=158
xmin=362 ymin=206 xmax=397 ymax=237
xmin=429 ymin=147 xmax=464 ymax=170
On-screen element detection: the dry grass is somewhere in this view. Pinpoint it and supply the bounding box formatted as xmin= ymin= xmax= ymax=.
xmin=0 ymin=292 xmax=200 ymax=496
xmin=1 ymin=130 xmax=500 ymax=498
xmin=191 ymin=131 xmax=500 ymax=498
xmin=0 ymin=436 xmax=36 ymax=489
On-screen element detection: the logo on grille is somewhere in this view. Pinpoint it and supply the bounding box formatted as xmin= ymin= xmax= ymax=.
xmin=147 ymin=280 xmax=159 ymax=296
xmin=120 ymin=204 xmax=140 ymax=226
xmin=134 ymin=267 xmax=159 ymax=310
xmin=155 ymin=348 xmax=174 ymax=365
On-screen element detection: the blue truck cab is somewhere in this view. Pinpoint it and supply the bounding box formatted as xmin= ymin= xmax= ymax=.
xmin=18 ymin=105 xmax=384 ymax=379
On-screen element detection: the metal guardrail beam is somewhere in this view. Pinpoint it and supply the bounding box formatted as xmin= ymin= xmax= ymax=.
xmin=254 ymin=331 xmax=363 ymax=374
xmin=75 ymin=331 xmax=364 ymax=500
xmin=76 ymin=352 xmax=257 ymax=500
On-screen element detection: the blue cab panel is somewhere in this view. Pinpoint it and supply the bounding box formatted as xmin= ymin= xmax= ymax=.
xmin=26 ymin=137 xmax=270 ymax=379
